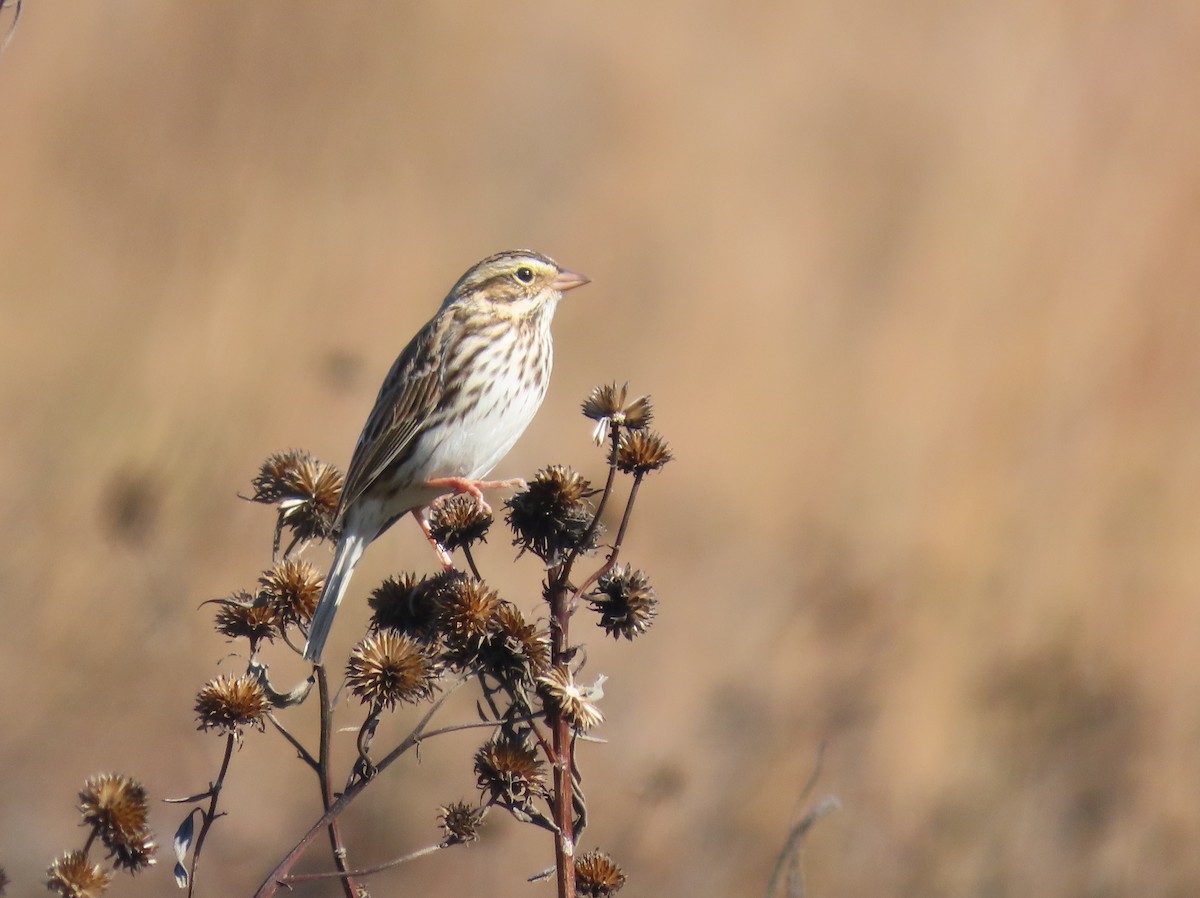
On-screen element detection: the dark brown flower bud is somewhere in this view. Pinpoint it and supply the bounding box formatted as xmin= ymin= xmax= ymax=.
xmin=613 ymin=429 xmax=673 ymax=475
xmin=46 ymin=850 xmax=112 ymax=897
xmin=588 ymin=565 xmax=658 ymax=640
xmin=582 ymin=384 xmax=653 ymax=445
xmin=259 ymin=558 xmax=323 ymax=627
xmin=346 ymin=632 xmax=439 ymax=710
xmin=213 ymin=590 xmax=280 ymax=646
xmin=194 ymin=674 xmax=270 ymax=736
xmin=575 ymin=850 xmax=627 ymax=897
xmin=474 ymin=735 xmax=547 ymax=813
xmin=437 ymin=801 xmax=486 ymax=846
xmin=78 ymin=773 xmax=156 ymax=871
xmin=249 ymin=450 xmax=343 ymax=546
xmin=428 ymin=494 xmax=492 ymax=551
xmin=505 ymin=466 xmax=600 ymax=563
xmin=537 ymin=667 xmax=605 ymax=732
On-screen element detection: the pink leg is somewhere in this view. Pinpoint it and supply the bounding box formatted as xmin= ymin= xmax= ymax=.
xmin=423 ymin=476 xmax=527 ymax=515
xmin=412 ymin=509 xmax=455 ymax=569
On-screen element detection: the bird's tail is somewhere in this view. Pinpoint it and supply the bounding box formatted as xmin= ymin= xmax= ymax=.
xmin=304 ymin=532 xmax=367 ymax=663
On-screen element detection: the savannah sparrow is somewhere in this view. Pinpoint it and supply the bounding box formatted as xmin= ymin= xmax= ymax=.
xmin=303 ymin=250 xmax=589 ymax=662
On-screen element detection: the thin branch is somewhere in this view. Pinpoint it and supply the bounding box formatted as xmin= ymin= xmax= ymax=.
xmin=266 ymin=712 xmax=318 ymax=771
xmin=252 ymin=674 xmax=468 ymax=898
xmin=316 ymin=665 xmax=358 ymax=898
xmin=283 ymin=842 xmax=445 ymax=883
xmin=186 ymin=732 xmax=236 ymax=898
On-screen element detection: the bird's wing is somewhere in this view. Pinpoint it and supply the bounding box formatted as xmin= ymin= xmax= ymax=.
xmin=336 ymin=313 xmax=450 ymax=517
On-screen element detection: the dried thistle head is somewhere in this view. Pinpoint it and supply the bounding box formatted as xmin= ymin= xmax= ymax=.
xmin=194 ymin=674 xmax=270 ymax=737
xmin=481 ymin=603 xmax=551 ymax=683
xmin=537 ymin=667 xmax=605 ymax=732
xmin=213 ymin=590 xmax=280 ymax=646
xmin=613 ymin=429 xmax=673 ymax=475
xmin=505 ymin=466 xmax=600 ymax=563
xmin=437 ymin=801 xmax=486 ymax=846
xmin=78 ymin=774 xmax=156 ymax=872
xmin=368 ymin=573 xmax=443 ymax=642
xmin=259 ymin=558 xmax=323 ymax=627
xmin=474 ymin=735 xmax=547 ymax=812
xmin=428 ymin=494 xmax=492 ymax=551
xmin=249 ymin=450 xmax=343 ymax=546
xmin=46 ymin=850 xmax=112 ymax=898
xmin=582 ymin=383 xmax=653 ymax=445
xmin=439 ymin=578 xmax=503 ymax=664
xmin=575 ymin=850 xmax=627 ymax=897
xmin=588 ymin=565 xmax=658 ymax=640
xmin=346 ymin=632 xmax=439 ymax=710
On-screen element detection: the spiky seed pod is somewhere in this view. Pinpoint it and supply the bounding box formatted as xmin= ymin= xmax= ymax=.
xmin=213 ymin=590 xmax=280 ymax=645
xmin=110 ymin=833 xmax=157 ymax=875
xmin=613 ymin=429 xmax=673 ymax=475
xmin=537 ymin=667 xmax=605 ymax=732
xmin=346 ymin=632 xmax=439 ymax=710
xmin=505 ymin=465 xmax=601 ymax=563
xmin=437 ymin=801 xmax=486 ymax=845
xmin=481 ymin=603 xmax=551 ymax=683
xmin=258 ymin=558 xmax=323 ymax=626
xmin=575 ymin=850 xmax=627 ymax=897
xmin=474 ymin=736 xmax=548 ymax=812
xmin=194 ymin=674 xmax=270 ymax=737
xmin=78 ymin=774 xmax=155 ymax=870
xmin=588 ymin=565 xmax=658 ymax=640
xmin=582 ymin=383 xmax=653 ymax=445
xmin=46 ymin=850 xmax=112 ymax=898
xmin=367 ymin=573 xmax=443 ymax=642
xmin=439 ymin=578 xmax=503 ymax=665
xmin=428 ymin=494 xmax=493 ymax=551
xmin=249 ymin=450 xmax=343 ymax=544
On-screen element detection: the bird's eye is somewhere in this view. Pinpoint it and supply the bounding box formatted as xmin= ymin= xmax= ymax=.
xmin=515 ymin=266 xmax=535 ymax=283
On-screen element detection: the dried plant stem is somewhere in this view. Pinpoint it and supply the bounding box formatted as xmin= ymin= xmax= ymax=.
xmin=547 ymin=570 xmax=577 ymax=898
xmin=186 ymin=732 xmax=236 ymax=898
xmin=283 ymin=842 xmax=445 ymax=882
xmin=316 ymin=666 xmax=358 ymax=898
xmin=252 ymin=675 xmax=466 ymax=898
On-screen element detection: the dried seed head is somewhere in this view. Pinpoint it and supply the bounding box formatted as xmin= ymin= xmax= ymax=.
xmin=474 ymin=736 xmax=547 ymax=811
xmin=437 ymin=801 xmax=486 ymax=846
xmin=46 ymin=850 xmax=112 ymax=898
xmin=110 ymin=833 xmax=157 ymax=874
xmin=482 ymin=603 xmax=551 ymax=682
xmin=582 ymin=383 xmax=653 ymax=445
xmin=259 ymin=558 xmax=323 ymax=627
xmin=537 ymin=667 xmax=605 ymax=732
xmin=428 ymin=494 xmax=492 ymax=551
xmin=613 ymin=429 xmax=673 ymax=475
xmin=79 ymin=774 xmax=155 ymax=868
xmin=505 ymin=466 xmax=600 ymax=563
xmin=346 ymin=632 xmax=439 ymax=710
xmin=439 ymin=578 xmax=502 ymax=663
xmin=249 ymin=450 xmax=343 ymax=545
xmin=588 ymin=565 xmax=658 ymax=640
xmin=0 ymin=867 xmax=8 ymax=895
xmin=213 ymin=590 xmax=280 ymax=645
xmin=575 ymin=850 xmax=627 ymax=897
xmin=194 ymin=674 xmax=270 ymax=736
xmin=368 ymin=573 xmax=443 ymax=642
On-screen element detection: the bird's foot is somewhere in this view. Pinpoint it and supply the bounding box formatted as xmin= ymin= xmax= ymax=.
xmin=424 ymin=476 xmax=527 ymax=516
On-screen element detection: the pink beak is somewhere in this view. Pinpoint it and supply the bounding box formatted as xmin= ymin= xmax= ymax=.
xmin=552 ymin=269 xmax=590 ymax=292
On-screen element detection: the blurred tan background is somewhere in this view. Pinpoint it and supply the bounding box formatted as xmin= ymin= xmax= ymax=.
xmin=3 ymin=2 xmax=1200 ymax=896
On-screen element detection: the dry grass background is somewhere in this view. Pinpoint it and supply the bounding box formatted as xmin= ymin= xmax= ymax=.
xmin=2 ymin=2 xmax=1200 ymax=896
